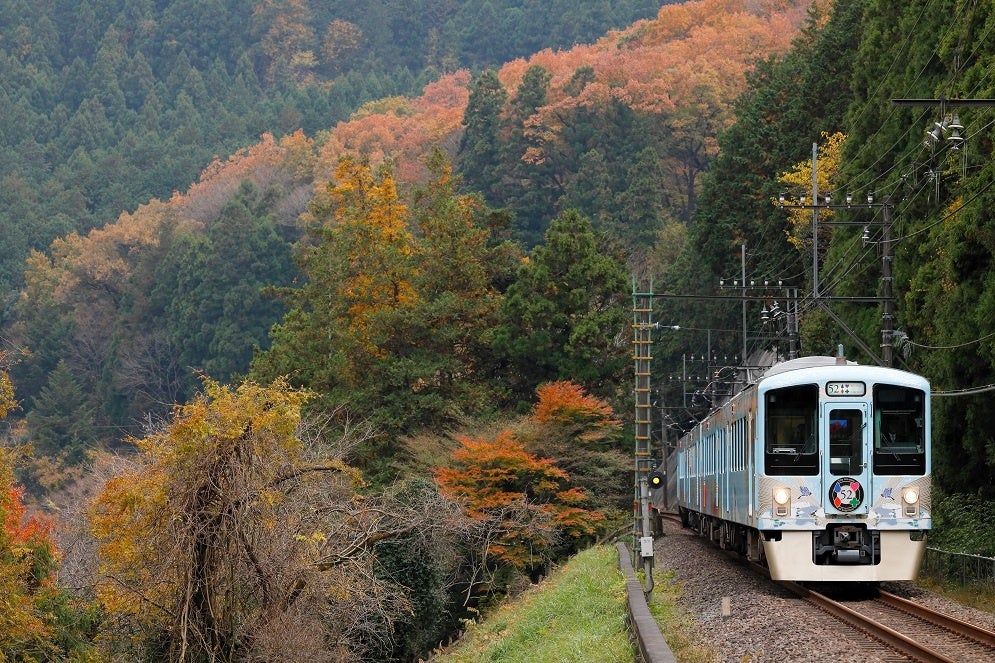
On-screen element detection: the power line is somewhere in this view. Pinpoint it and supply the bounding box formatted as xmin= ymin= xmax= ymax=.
xmin=933 ymin=383 xmax=995 ymax=397
xmin=906 ymin=331 xmax=995 ymax=350
xmin=896 ymin=176 xmax=995 ymax=241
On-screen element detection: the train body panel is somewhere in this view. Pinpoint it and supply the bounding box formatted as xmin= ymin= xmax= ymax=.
xmin=763 ymin=531 xmax=925 ymax=582
xmin=661 ymin=356 xmax=931 ymax=582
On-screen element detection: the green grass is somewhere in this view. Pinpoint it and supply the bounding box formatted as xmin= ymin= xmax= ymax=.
xmin=916 ymin=576 xmax=995 ymax=615
xmin=431 ymin=545 xmax=634 ymax=663
xmin=646 ymin=569 xmax=718 ymax=663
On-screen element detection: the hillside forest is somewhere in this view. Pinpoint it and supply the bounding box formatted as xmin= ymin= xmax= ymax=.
xmin=2 ymin=0 xmax=995 ymax=659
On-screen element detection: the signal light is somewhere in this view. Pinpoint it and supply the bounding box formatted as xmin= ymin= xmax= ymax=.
xmin=648 ymin=469 xmax=664 ymax=489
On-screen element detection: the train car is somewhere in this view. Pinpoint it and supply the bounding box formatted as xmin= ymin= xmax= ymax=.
xmin=663 ymin=354 xmax=930 ymax=582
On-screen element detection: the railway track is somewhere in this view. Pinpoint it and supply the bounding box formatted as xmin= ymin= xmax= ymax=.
xmin=780 ymin=581 xmax=995 ymax=662
xmin=656 ymin=511 xmax=995 ymax=661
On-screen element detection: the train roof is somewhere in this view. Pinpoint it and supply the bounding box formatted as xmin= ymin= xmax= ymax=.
xmin=758 ymin=356 xmax=930 ymax=391
xmin=762 ymin=356 xmax=855 ymax=376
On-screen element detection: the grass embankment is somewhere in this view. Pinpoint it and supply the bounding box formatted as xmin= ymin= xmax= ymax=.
xmin=645 ymin=568 xmax=717 ymax=662
xmin=917 ymin=577 xmax=995 ymax=614
xmin=431 ymin=545 xmax=634 ymax=663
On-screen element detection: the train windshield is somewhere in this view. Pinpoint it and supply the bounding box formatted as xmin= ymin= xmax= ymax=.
xmin=828 ymin=409 xmax=863 ymax=476
xmin=873 ymin=385 xmax=926 ymax=476
xmin=764 ymin=384 xmax=818 ymax=475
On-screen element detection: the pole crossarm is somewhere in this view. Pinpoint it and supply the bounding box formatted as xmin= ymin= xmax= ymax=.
xmin=892 ymin=98 xmax=995 ymax=107
xmin=643 ymin=293 xmax=892 ymax=303
xmin=778 ymin=204 xmax=892 ymax=211
xmin=776 ymin=188 xmax=896 ymax=367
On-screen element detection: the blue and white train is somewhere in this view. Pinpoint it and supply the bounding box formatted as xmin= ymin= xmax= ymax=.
xmin=658 ymin=354 xmax=930 ymax=582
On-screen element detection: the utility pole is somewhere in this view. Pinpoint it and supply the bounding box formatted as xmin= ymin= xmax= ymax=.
xmin=777 ymin=193 xmax=896 ymax=367
xmin=881 ymin=199 xmax=893 ymax=366
xmin=741 ymin=244 xmax=747 ymax=362
xmin=811 ymin=142 xmax=819 ymax=299
xmin=883 ymin=97 xmax=995 ymax=363
xmin=718 ymin=277 xmax=798 ymax=366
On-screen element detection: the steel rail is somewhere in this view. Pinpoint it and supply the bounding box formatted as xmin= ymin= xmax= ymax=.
xmin=779 ymin=581 xmax=957 ymax=663
xmin=877 ymin=590 xmax=995 ymax=648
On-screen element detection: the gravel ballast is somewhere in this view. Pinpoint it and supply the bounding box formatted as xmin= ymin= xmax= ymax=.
xmin=653 ymin=518 xmax=995 ymax=662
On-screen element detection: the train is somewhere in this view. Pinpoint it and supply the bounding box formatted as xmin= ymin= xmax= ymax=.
xmin=652 ymin=353 xmax=931 ymax=582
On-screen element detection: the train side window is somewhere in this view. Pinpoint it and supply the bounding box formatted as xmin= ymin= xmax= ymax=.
xmin=764 ymin=384 xmax=818 ymax=476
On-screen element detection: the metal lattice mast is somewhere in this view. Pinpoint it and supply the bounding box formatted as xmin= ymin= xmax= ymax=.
xmin=632 ymin=280 xmax=654 ymax=542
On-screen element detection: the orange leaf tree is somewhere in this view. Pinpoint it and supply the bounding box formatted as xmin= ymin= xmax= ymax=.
xmin=0 ymin=355 xmax=99 ymax=659
xmin=523 ymin=381 xmax=630 ymax=517
xmin=0 ymin=465 xmax=58 ymax=656
xmin=531 ymin=380 xmax=619 ymax=432
xmin=434 ymin=429 xmax=603 ymax=575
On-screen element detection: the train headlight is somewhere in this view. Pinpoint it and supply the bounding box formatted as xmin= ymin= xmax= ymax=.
xmin=902 ymin=488 xmax=919 ymax=517
xmin=772 ymin=487 xmax=791 ymax=517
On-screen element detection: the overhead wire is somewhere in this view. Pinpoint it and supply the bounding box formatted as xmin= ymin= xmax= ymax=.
xmin=834 ymin=1 xmax=934 ymax=170
xmin=710 ymin=1 xmax=993 ymax=382
xmin=906 ymin=331 xmax=995 ymax=350
xmin=833 ymin=0 xmax=989 ymax=205
xmin=800 ymin=1 xmax=985 ymax=300
xmin=831 ymin=2 xmax=940 ymax=197
xmin=892 ymin=175 xmax=995 ymax=242
xmin=762 ymin=1 xmax=970 ymax=300
xmin=771 ymin=4 xmax=952 ymax=317
xmin=769 ymin=4 xmax=942 ymax=295
xmin=933 ymin=383 xmax=995 ymax=397
xmin=791 ymin=3 xmax=995 ymax=399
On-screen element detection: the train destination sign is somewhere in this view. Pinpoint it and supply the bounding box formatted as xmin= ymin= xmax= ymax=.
xmin=826 ymin=381 xmax=866 ymax=397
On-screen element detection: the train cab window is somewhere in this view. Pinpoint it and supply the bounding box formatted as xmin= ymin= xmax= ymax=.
xmin=829 ymin=409 xmax=862 ymax=476
xmin=764 ymin=385 xmax=818 ymax=476
xmin=873 ymin=385 xmax=926 ymax=476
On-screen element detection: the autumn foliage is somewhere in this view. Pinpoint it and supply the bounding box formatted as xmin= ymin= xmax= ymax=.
xmin=0 ymin=462 xmax=59 ymax=655
xmin=0 ymin=359 xmax=97 ymax=659
xmin=87 ymin=377 xmax=471 ymax=661
xmin=520 ymin=381 xmax=630 ymax=515
xmin=777 ymin=130 xmax=846 ymax=249
xmin=0 ymin=357 xmax=58 ymax=653
xmin=316 ymin=72 xmax=472 ymax=185
xmin=310 ymin=0 xmax=810 ymax=189
xmin=431 ymin=383 xmax=624 ymax=574
xmin=251 ymin=153 xmax=514 ymax=436
xmin=532 ymin=380 xmax=620 ymax=430
xmin=435 ymin=430 xmax=603 ymax=571
xmin=88 ymin=378 xmax=349 ymax=658
xmin=12 ymin=0 xmax=813 ymax=442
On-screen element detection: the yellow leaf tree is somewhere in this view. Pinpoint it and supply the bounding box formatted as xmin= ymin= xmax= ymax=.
xmin=88 ymin=377 xmax=435 ymax=661
xmin=777 ymin=131 xmax=846 ymax=249
xmin=308 ymin=155 xmax=417 ymax=370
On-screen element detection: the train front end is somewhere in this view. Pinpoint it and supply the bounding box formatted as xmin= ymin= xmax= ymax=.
xmin=756 ymin=359 xmax=931 ymax=582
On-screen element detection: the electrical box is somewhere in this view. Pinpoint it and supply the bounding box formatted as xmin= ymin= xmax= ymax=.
xmin=639 ymin=536 xmax=654 ymax=558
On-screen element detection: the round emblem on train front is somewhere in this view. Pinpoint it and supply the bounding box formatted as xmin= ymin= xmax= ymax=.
xmin=829 ymin=477 xmax=864 ymax=512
